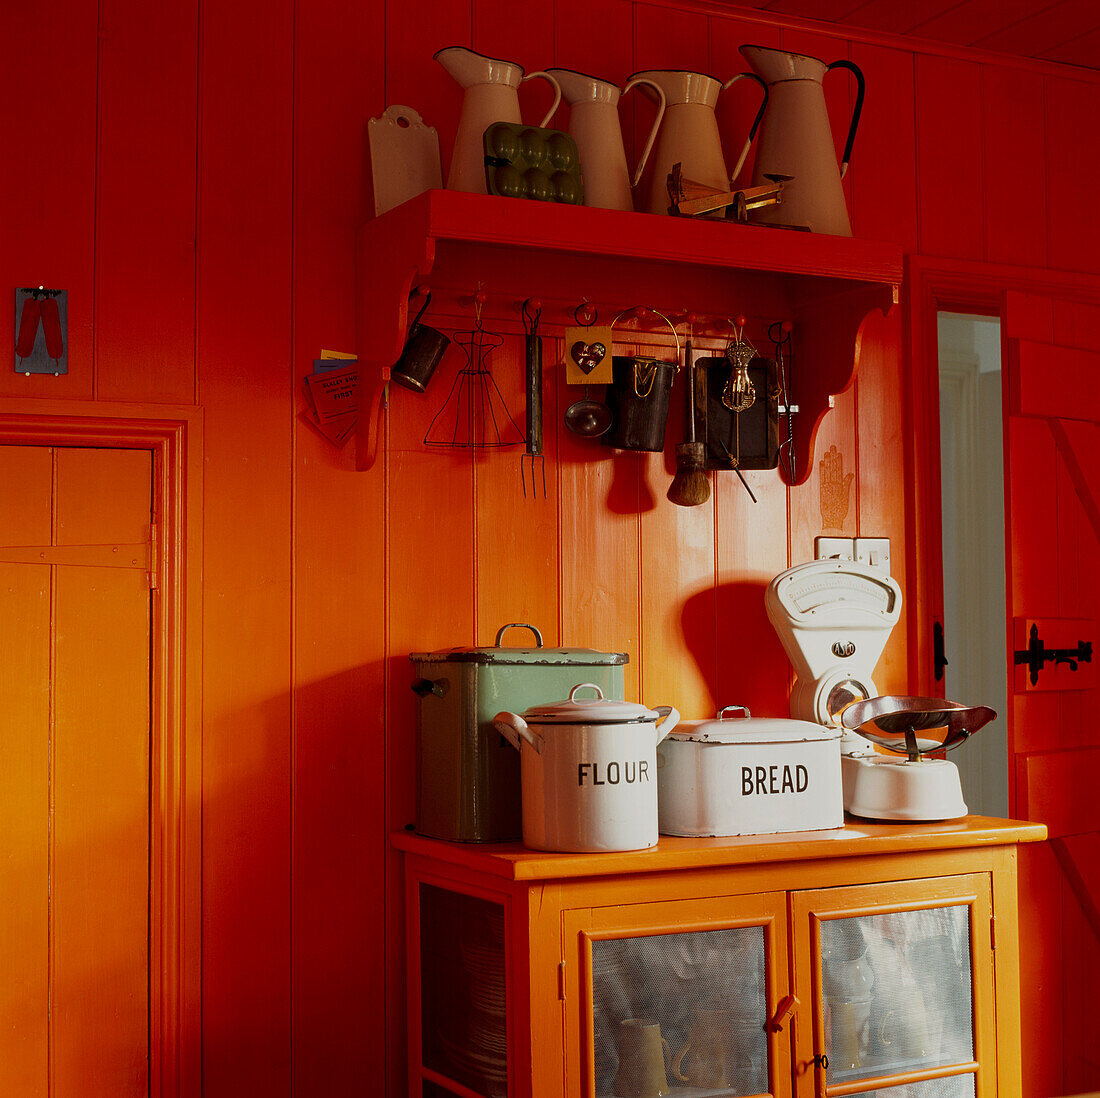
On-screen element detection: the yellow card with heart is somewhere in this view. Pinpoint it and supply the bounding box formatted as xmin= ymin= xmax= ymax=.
xmin=563 ymin=325 xmax=614 ymax=385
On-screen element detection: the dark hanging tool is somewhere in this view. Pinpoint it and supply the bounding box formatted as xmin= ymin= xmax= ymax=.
xmin=1014 ymin=623 xmax=1093 ymax=687
xmin=667 ymin=329 xmax=710 ymax=507
xmin=521 ymin=299 xmax=546 ymax=500
xmin=769 ymin=319 xmax=796 ymax=482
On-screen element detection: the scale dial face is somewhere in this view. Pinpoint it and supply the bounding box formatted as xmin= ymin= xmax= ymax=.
xmin=781 ymin=569 xmax=898 ymax=617
xmin=840 ymin=695 xmax=996 ymax=757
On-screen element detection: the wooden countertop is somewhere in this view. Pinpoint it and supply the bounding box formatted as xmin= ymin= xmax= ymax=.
xmin=392 ymin=815 xmax=1047 ymax=881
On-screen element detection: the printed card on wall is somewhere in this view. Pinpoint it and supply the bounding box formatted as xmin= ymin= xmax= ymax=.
xmin=563 ymin=324 xmax=614 ymax=385
xmin=14 ymin=288 xmax=68 ymax=375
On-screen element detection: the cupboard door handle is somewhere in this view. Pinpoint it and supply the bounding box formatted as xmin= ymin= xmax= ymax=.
xmin=768 ymin=994 xmax=798 ymax=1031
xmin=813 ymin=1053 xmax=829 ymax=1069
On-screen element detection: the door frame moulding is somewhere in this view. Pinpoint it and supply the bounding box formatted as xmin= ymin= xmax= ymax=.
xmin=0 ymin=398 xmax=203 ymax=1098
xmin=903 ymin=255 xmax=1100 ymax=702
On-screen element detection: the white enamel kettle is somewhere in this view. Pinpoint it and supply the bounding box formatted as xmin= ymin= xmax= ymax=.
xmin=739 ymin=45 xmax=865 ymax=236
xmin=435 ymin=46 xmax=562 ymax=194
xmin=494 ymin=683 xmax=680 ymax=852
xmin=546 ymin=68 xmax=667 ymax=211
xmin=630 ymin=69 xmax=767 ymax=215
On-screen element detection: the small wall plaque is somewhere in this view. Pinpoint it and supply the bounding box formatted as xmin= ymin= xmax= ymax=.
xmin=15 ymin=287 xmax=68 ymax=375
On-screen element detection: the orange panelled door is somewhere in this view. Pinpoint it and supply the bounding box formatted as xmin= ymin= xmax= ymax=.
xmin=1002 ymin=291 xmax=1100 ymax=1093
xmin=0 ymin=445 xmax=153 ymax=1097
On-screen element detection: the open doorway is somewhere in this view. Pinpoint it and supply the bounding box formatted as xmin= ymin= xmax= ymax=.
xmin=936 ymin=312 xmax=1008 ymax=817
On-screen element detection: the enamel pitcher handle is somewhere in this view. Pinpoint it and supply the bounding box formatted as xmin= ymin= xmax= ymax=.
xmin=825 ymin=59 xmax=865 ymax=179
xmin=619 ymin=77 xmax=667 ymax=187
xmin=522 ymin=70 xmax=563 ymax=129
xmin=721 ymin=72 xmax=768 ymax=185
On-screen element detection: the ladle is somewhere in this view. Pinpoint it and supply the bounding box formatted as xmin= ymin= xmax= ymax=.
xmin=565 ymin=386 xmax=613 ymax=437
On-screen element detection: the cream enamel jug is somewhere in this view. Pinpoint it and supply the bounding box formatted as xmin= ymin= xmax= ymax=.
xmin=435 ymin=46 xmax=562 ymax=194
xmin=739 ymin=45 xmax=865 ymax=236
xmin=546 ymin=69 xmax=666 ymax=212
xmin=631 ymin=69 xmax=767 ymax=215
xmin=493 ymin=683 xmax=679 ymax=852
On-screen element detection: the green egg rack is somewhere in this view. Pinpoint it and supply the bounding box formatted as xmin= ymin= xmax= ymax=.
xmin=482 ymin=122 xmax=584 ymax=205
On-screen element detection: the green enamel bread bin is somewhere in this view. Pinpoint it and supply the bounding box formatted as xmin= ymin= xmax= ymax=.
xmin=410 ymin=622 xmax=627 ymax=842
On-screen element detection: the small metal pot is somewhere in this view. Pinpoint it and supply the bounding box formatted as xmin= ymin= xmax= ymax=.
xmin=602 ymin=355 xmax=676 ymax=452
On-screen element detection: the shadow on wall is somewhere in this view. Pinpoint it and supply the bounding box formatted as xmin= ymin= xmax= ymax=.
xmin=681 ymin=580 xmax=792 ymax=719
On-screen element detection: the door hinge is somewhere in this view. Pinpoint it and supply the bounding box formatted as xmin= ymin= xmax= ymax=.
xmin=933 ymin=621 xmax=949 ymax=683
xmin=148 ymin=522 xmax=158 ymax=589
xmin=558 ymin=962 xmax=566 ymax=1001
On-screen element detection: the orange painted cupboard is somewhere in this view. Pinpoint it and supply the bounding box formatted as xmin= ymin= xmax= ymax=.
xmin=2 ymin=0 xmax=1100 ymax=1096
xmin=396 ymin=819 xmax=1045 ymax=1098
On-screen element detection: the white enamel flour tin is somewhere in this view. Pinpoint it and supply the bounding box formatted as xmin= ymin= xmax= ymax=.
xmin=493 ymin=683 xmax=680 ymax=852
xmin=656 ymin=707 xmax=844 ymax=837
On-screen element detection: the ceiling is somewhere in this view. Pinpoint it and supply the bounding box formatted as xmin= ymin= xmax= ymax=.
xmin=739 ymin=0 xmax=1100 ymax=71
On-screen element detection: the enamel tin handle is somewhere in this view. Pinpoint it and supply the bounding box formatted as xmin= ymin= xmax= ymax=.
xmin=522 ymin=70 xmax=563 ymax=129
xmin=652 ymin=705 xmax=681 ymax=745
xmin=493 ymin=711 xmax=544 ymax=754
xmin=620 ymin=77 xmax=667 ymax=187
xmin=721 ymin=72 xmax=768 ymax=184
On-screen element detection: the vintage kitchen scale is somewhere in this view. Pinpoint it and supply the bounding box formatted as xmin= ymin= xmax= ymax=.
xmin=766 ymin=558 xmax=996 ymax=821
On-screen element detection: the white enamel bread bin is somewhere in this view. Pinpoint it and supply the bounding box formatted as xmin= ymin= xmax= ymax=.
xmin=656 ymin=706 xmax=844 ymax=836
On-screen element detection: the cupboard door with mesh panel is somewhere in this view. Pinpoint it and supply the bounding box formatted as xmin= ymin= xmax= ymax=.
xmin=564 ymin=894 xmax=791 ymax=1098
xmin=791 ymin=875 xmax=996 ymax=1098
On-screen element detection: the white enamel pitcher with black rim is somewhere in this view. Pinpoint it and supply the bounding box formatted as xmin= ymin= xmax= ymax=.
xmin=739 ymin=45 xmax=865 ymax=236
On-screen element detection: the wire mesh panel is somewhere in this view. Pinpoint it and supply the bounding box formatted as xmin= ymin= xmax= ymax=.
xmin=420 ymin=884 xmax=507 ymax=1097
xmin=591 ymin=926 xmax=769 ymax=1097
xmin=856 ymin=1073 xmax=976 ymax=1098
xmin=820 ymin=905 xmax=973 ymax=1086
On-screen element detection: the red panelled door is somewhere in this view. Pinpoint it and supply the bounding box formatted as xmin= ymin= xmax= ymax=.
xmin=0 ymin=446 xmax=153 ymax=1097
xmin=1002 ymin=291 xmax=1100 ymax=1093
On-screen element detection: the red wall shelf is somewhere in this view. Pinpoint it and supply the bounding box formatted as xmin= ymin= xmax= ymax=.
xmin=356 ymin=189 xmax=902 ymax=481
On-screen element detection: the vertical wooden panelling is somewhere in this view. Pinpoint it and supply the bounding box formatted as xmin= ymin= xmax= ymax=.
xmin=557 ymin=356 xmax=642 ymax=699
xmin=473 ymin=335 xmax=561 ymax=644
xmin=0 ymin=4 xmax=96 ymax=401
xmin=915 ymin=54 xmax=984 ymax=260
xmin=849 ymin=43 xmax=919 ymax=251
xmin=982 ymin=65 xmax=1046 ymax=269
xmin=789 ymin=386 xmax=858 ymax=565
xmin=0 ymin=446 xmax=53 ymax=1097
xmin=854 ymin=310 xmax=910 ymax=695
xmin=386 ymin=0 xmax=472 ymax=187
xmin=94 ymin=0 xmax=198 ymax=404
xmin=1046 ymin=76 xmax=1100 ymax=275
xmin=290 ymin=0 xmax=387 ymax=1092
xmin=196 ymin=0 xmax=294 ymax=1093
xmin=640 ymin=467 xmax=717 ymax=716
xmin=714 ymin=470 xmax=790 ymax=717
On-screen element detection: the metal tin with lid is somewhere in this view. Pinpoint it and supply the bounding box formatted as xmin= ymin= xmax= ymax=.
xmin=410 ymin=624 xmax=628 ymax=843
xmin=494 ymin=684 xmax=681 ymax=852
xmin=657 ymin=706 xmax=844 ymax=837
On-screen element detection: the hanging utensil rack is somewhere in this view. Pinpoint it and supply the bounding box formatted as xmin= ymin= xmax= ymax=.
xmin=355 ymin=190 xmax=901 ymax=476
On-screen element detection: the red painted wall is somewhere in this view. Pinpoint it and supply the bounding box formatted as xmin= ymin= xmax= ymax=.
xmin=3 ymin=0 xmax=1098 ymax=1094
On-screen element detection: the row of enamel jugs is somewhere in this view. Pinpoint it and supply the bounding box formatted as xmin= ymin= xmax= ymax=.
xmin=436 ymin=45 xmax=864 ymax=236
